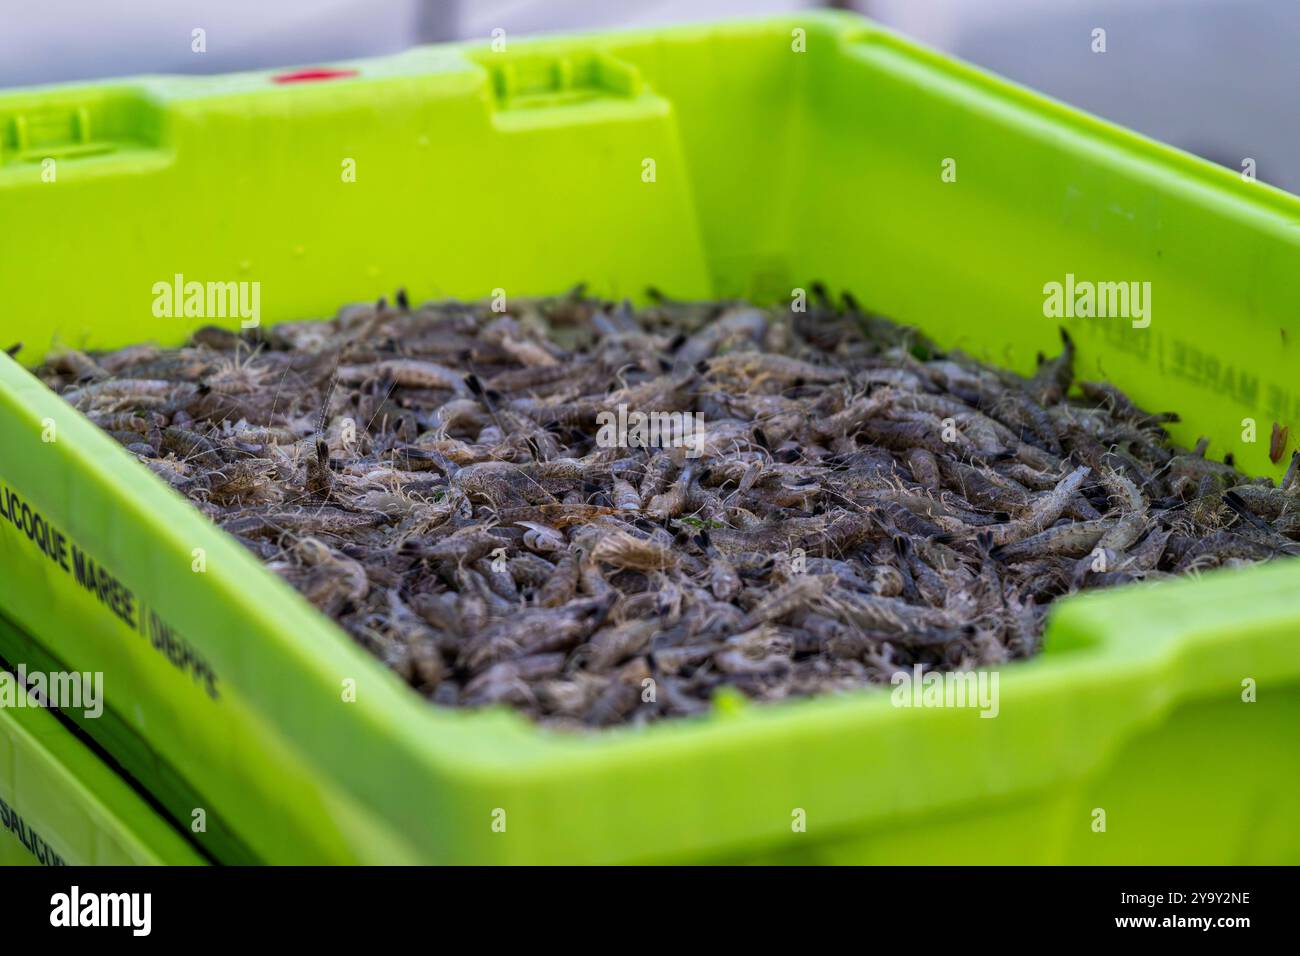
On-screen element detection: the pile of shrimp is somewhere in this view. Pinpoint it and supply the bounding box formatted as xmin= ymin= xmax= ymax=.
xmin=36 ymin=285 xmax=1300 ymax=727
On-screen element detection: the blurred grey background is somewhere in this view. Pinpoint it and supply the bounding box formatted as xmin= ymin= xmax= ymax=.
xmin=1 ymin=0 xmax=1294 ymax=193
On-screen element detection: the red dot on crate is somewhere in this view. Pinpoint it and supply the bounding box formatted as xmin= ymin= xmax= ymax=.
xmin=271 ymin=68 xmax=358 ymax=84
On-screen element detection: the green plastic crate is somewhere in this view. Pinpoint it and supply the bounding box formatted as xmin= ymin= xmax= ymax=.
xmin=0 ymin=12 xmax=1297 ymax=864
xmin=0 ymin=621 xmax=205 ymax=865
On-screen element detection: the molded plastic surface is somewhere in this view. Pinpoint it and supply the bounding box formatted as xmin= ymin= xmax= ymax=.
xmin=0 ymin=624 xmax=205 ymax=866
xmin=0 ymin=14 xmax=1297 ymax=863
